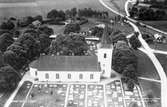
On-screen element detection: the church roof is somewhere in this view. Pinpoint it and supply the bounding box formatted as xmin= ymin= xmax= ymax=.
xmin=30 ymin=55 xmax=100 ymax=72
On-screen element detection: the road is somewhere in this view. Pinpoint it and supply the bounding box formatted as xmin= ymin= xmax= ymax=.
xmin=98 ymin=0 xmax=167 ymax=107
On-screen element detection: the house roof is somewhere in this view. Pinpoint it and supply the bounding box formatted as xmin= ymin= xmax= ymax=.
xmin=30 ymin=55 xmax=100 ymax=72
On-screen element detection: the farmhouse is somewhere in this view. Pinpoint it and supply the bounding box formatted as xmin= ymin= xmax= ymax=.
xmin=30 ymin=55 xmax=101 ymax=82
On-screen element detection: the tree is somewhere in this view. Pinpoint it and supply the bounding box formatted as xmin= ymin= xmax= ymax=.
xmin=0 ymin=33 xmax=14 ymax=52
xmin=71 ymin=8 xmax=77 ymax=17
xmin=47 ymin=9 xmax=66 ymax=21
xmin=16 ymin=33 xmax=40 ymax=61
xmin=0 ymin=65 xmax=21 ymax=91
xmin=122 ymin=64 xmax=138 ymax=84
xmin=4 ymin=46 xmax=28 ymax=71
xmin=112 ymin=33 xmax=127 ymax=44
xmin=64 ymin=23 xmax=80 ymax=34
xmin=49 ymin=34 xmax=88 ymax=55
xmin=0 ymin=51 xmax=4 ymax=67
xmin=33 ymin=15 xmax=43 ymax=22
xmin=17 ymin=16 xmax=34 ymax=27
xmin=39 ymin=34 xmax=51 ymax=54
xmin=23 ymin=29 xmax=39 ymax=39
xmin=47 ymin=9 xmax=59 ymax=19
xmin=57 ymin=10 xmax=66 ymax=21
xmin=112 ymin=46 xmax=137 ymax=74
xmin=142 ymin=33 xmax=154 ymax=43
xmin=38 ymin=26 xmax=54 ymax=36
xmin=0 ymin=20 xmax=15 ymax=30
xmin=122 ymin=77 xmax=135 ymax=92
xmin=4 ymin=32 xmax=40 ymax=70
xmin=129 ymin=34 xmax=141 ymax=50
xmin=90 ymin=26 xmax=104 ymax=38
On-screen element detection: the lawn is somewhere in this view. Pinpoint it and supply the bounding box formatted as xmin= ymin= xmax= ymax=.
xmin=134 ymin=50 xmax=160 ymax=80
xmin=155 ymin=53 xmax=167 ymax=76
xmin=139 ymin=79 xmax=161 ymax=107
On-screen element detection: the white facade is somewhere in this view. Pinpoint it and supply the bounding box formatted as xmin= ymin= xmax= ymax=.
xmin=97 ymin=47 xmax=113 ymax=78
xmin=30 ymin=68 xmax=101 ymax=82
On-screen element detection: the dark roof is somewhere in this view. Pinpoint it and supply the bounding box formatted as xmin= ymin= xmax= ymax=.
xmin=30 ymin=55 xmax=100 ymax=72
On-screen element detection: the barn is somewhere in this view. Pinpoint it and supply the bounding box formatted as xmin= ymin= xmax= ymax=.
xmin=30 ymin=55 xmax=101 ymax=82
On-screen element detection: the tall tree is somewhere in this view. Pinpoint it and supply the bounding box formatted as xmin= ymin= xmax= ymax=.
xmin=0 ymin=33 xmax=14 ymax=52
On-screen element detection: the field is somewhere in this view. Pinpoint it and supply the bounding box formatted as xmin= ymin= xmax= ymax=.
xmin=9 ymin=80 xmax=144 ymax=107
xmin=139 ymin=79 xmax=161 ymax=107
xmin=0 ymin=0 xmax=118 ymax=21
xmin=155 ymin=53 xmax=167 ymax=76
xmin=134 ymin=50 xmax=160 ymax=80
xmin=0 ymin=0 xmax=35 ymax=3
xmin=142 ymin=21 xmax=167 ymax=32
xmin=150 ymin=43 xmax=167 ymax=51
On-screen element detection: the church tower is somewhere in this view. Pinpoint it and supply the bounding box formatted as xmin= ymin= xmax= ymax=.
xmin=97 ymin=24 xmax=113 ymax=78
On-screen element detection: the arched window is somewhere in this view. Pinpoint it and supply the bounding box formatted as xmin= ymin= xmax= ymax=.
xmin=90 ymin=74 xmax=94 ymax=79
xmin=68 ymin=74 xmax=71 ymax=79
xmin=104 ymin=53 xmax=107 ymax=58
xmin=56 ymin=74 xmax=59 ymax=79
xmin=35 ymin=71 xmax=38 ymax=76
xmin=45 ymin=73 xmax=49 ymax=79
xmin=79 ymin=74 xmax=83 ymax=79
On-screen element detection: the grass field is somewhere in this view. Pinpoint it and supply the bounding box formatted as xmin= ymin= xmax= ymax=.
xmin=134 ymin=50 xmax=160 ymax=80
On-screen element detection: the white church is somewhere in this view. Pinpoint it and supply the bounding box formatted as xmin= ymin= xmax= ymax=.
xmin=30 ymin=25 xmax=113 ymax=82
